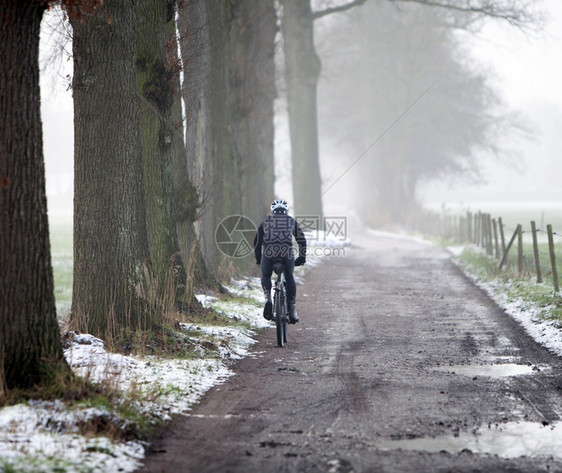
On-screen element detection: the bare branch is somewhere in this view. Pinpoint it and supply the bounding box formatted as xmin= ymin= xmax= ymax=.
xmin=313 ymin=0 xmax=366 ymax=20
xmin=391 ymin=0 xmax=543 ymax=30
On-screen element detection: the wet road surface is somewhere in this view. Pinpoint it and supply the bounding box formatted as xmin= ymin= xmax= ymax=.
xmin=138 ymin=231 xmax=562 ymax=472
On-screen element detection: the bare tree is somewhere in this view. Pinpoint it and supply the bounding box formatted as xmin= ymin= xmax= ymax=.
xmin=280 ymin=0 xmax=364 ymax=219
xmin=179 ymin=0 xmax=276 ymax=275
xmin=281 ymin=0 xmax=539 ymax=218
xmin=317 ymin=0 xmax=535 ymax=224
xmin=394 ymin=0 xmax=542 ymax=29
xmin=1 ymin=0 xmax=69 ymax=393
xmin=175 ymin=0 xmax=214 ymax=289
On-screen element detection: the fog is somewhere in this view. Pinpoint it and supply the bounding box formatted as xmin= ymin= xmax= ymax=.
xmin=421 ymin=0 xmax=562 ymax=207
xmin=41 ymin=1 xmax=562 ymax=222
xmin=40 ymin=8 xmax=73 ymax=216
xmin=311 ymin=0 xmax=562 ymax=222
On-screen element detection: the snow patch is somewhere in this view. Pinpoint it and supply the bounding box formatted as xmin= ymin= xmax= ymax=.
xmin=453 ymin=251 xmax=562 ymax=357
xmin=0 ymin=235 xmax=350 ymax=472
xmin=0 ymin=283 xmax=266 ymax=473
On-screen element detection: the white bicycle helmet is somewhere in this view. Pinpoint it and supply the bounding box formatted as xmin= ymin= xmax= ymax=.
xmin=271 ymin=199 xmax=289 ymax=214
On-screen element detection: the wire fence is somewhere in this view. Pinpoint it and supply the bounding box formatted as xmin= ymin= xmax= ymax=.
xmin=416 ymin=210 xmax=562 ymax=293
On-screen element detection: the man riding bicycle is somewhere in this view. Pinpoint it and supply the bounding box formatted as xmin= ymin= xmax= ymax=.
xmin=254 ymin=199 xmax=307 ymax=323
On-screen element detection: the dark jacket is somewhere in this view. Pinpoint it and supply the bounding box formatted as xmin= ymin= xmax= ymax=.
xmin=254 ymin=213 xmax=306 ymax=262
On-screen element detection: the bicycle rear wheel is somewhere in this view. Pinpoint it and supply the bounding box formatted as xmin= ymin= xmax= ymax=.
xmin=275 ymin=284 xmax=285 ymax=347
xmin=281 ymin=285 xmax=288 ymax=344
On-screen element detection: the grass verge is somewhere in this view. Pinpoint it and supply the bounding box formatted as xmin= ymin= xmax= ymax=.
xmin=455 ymin=246 xmax=562 ymax=324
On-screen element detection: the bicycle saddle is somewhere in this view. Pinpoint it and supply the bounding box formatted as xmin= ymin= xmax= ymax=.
xmin=272 ymin=258 xmax=284 ymax=275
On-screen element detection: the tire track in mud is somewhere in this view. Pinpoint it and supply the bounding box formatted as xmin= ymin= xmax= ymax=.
xmin=334 ymin=339 xmax=370 ymax=415
xmin=138 ymin=230 xmax=562 ymax=473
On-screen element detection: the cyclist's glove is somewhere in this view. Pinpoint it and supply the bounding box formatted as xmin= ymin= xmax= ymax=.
xmin=295 ymin=256 xmax=306 ymax=267
xmin=256 ymin=258 xmax=261 ymax=266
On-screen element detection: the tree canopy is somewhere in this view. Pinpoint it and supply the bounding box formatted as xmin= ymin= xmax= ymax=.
xmin=317 ymin=0 xmax=529 ymax=223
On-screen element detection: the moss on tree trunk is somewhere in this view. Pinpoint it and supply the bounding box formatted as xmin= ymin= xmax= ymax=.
xmin=71 ymin=0 xmax=156 ymax=341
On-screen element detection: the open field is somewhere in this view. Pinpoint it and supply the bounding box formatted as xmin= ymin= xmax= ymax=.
xmin=49 ymin=213 xmax=73 ymax=317
xmin=429 ymin=201 xmax=562 ymax=233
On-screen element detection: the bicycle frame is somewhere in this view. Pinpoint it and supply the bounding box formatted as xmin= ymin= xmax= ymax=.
xmin=272 ymin=262 xmax=288 ymax=347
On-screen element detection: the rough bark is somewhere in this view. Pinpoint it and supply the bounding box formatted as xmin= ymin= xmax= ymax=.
xmin=178 ymin=0 xmax=223 ymax=275
xmin=135 ymin=0 xmax=191 ymax=309
xmin=0 ymin=0 xmax=68 ymax=391
xmin=178 ymin=0 xmax=209 ymax=195
xmin=174 ymin=0 xmax=214 ymax=290
xmin=203 ymin=0 xmax=240 ymax=274
xmin=281 ymin=0 xmax=323 ymax=219
xmin=179 ymin=0 xmax=276 ymax=276
xmin=70 ymin=0 xmax=155 ymax=341
xmin=234 ymin=0 xmax=276 ymax=227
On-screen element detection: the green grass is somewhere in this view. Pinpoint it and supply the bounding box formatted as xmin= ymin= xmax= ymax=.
xmin=221 ymin=294 xmax=262 ymax=307
xmin=0 ymin=363 xmax=154 ymax=442
xmin=455 ymin=248 xmax=499 ymax=281
xmin=49 ymin=214 xmax=73 ymax=315
xmin=442 ymin=205 xmax=562 ymax=305
xmin=1 ymin=457 xmax=91 ymax=473
xmin=0 ymin=459 xmax=18 ymax=473
xmin=434 ymin=201 xmax=562 ymax=297
xmin=11 ymin=215 xmax=261 ymax=472
xmin=459 ymin=239 xmax=562 ymax=289
xmin=456 ymin=247 xmax=562 ymax=324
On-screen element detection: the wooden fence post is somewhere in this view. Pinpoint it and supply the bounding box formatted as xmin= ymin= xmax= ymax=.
xmin=453 ymin=215 xmax=458 ymax=243
xmin=479 ymin=212 xmax=484 ymax=248
xmin=531 ymin=221 xmax=542 ymax=283
xmin=517 ymin=224 xmax=523 ymax=275
xmin=498 ymin=217 xmax=506 ymax=255
xmin=547 ymin=224 xmax=559 ymax=292
xmin=475 ymin=212 xmax=481 ymax=246
xmin=492 ymin=219 xmax=500 ymax=259
xmin=485 ymin=214 xmax=493 ymax=256
xmin=481 ymin=213 xmax=487 ymax=251
xmin=467 ymin=211 xmax=472 ymax=243
xmin=499 ymin=227 xmax=519 ymax=271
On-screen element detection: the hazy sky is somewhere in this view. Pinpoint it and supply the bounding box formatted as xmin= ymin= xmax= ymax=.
xmin=41 ymin=1 xmax=562 ymax=215
xmin=420 ymin=0 xmax=562 ymax=206
xmin=40 ymin=10 xmax=73 ymax=215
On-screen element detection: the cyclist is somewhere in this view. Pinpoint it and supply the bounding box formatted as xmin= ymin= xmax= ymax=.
xmin=254 ymin=199 xmax=307 ymax=323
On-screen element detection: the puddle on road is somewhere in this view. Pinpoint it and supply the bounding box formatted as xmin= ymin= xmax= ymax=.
xmin=378 ymin=422 xmax=562 ymax=459
xmin=433 ymin=363 xmax=548 ymax=378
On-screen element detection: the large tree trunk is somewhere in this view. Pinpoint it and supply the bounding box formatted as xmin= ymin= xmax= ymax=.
xmin=178 ymin=0 xmax=209 ymax=196
xmin=135 ymin=0 xmax=190 ymax=310
xmin=235 ymin=0 xmax=276 ymax=227
xmin=199 ymin=0 xmax=240 ymax=274
xmin=0 ymin=0 xmax=68 ymax=392
xmin=178 ymin=0 xmax=223 ymax=274
xmin=70 ymin=0 xmax=155 ymax=341
xmin=281 ymin=0 xmax=323 ymax=219
xmin=179 ymin=0 xmax=276 ymax=275
xmin=355 ymin=2 xmax=425 ymax=225
xmin=173 ymin=0 xmax=213 ymax=290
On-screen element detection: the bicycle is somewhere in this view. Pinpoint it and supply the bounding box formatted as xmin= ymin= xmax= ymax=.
xmin=272 ymin=258 xmax=288 ymax=347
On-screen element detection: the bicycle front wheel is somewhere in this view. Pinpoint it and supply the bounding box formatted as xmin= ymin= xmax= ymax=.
xmin=275 ymin=286 xmax=285 ymax=347
xmin=282 ymin=288 xmax=288 ymax=344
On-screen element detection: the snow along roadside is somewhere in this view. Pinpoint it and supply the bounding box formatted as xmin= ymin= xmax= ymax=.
xmin=0 ymin=233 xmax=351 ymax=473
xmin=369 ymin=229 xmax=562 ymax=358
xmin=448 ymin=245 xmax=562 ymax=358
xmin=0 ymin=280 xmax=266 ymax=473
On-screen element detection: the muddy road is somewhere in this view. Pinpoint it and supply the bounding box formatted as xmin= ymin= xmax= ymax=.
xmin=139 ymin=231 xmax=562 ymax=472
